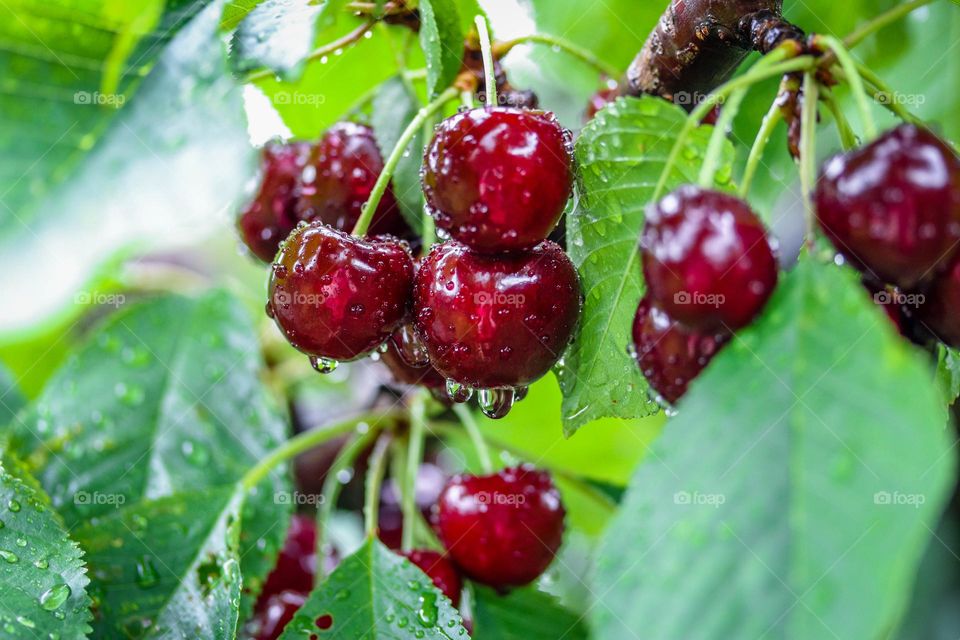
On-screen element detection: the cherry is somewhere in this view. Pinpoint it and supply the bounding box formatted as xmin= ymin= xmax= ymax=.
xmin=433 ymin=465 xmax=565 ymax=588
xmin=422 ymin=107 xmax=573 ymax=253
xmin=259 ymin=514 xmax=319 ymax=599
xmin=915 ymin=256 xmax=960 ymax=348
xmin=378 ymin=463 xmax=447 ymax=550
xmin=584 ymin=81 xmax=618 ymax=121
xmin=238 ymin=141 xmax=312 ymax=262
xmin=295 ymin=122 xmax=409 ymax=237
xmin=252 ymin=590 xmax=307 ymax=640
xmin=380 ymin=324 xmax=447 ymax=392
xmin=631 ymin=296 xmax=730 ymax=405
xmin=399 ymin=550 xmax=463 ymax=606
xmin=641 ymin=185 xmax=779 ymax=332
xmin=268 ymin=223 xmax=414 ymax=364
xmin=815 ymin=124 xmax=960 ymax=289
xmin=414 ymin=240 xmax=581 ymax=390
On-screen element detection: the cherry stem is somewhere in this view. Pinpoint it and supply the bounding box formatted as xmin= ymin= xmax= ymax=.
xmin=315 ymin=425 xmax=381 ymax=576
xmin=495 ymin=33 xmax=620 ymax=78
xmin=421 ymin=117 xmax=438 ymax=248
xmin=401 ymin=391 xmax=428 ymax=551
xmin=820 ymin=87 xmax=857 ymax=150
xmin=740 ymin=98 xmax=784 ymax=197
xmin=653 ymin=50 xmax=814 ymax=202
xmin=854 ymin=63 xmax=925 ymax=126
xmin=242 ymin=411 xmax=400 ymax=491
xmin=475 ymin=15 xmax=497 ymax=108
xmin=364 ymin=433 xmax=393 ymax=538
xmin=247 ymin=21 xmax=375 ymax=83
xmin=813 ymin=35 xmax=877 ymax=141
xmin=799 ymin=70 xmax=820 ymax=247
xmin=352 ymin=85 xmax=459 ymax=236
xmin=453 ymin=404 xmax=494 ymax=473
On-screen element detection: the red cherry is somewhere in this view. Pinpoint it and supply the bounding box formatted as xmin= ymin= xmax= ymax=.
xmin=631 ymin=296 xmax=730 ymax=405
xmin=584 ymin=82 xmax=618 ymax=121
xmin=414 ymin=240 xmax=581 ymax=390
xmin=422 ymin=107 xmax=573 ymax=252
xmin=237 ymin=141 xmax=311 ymax=262
xmin=259 ymin=515 xmax=318 ymax=599
xmin=641 ymin=185 xmax=779 ymax=331
xmin=433 ymin=465 xmax=565 ymax=588
xmin=253 ymin=590 xmax=307 ymax=640
xmin=295 ymin=122 xmax=410 ymax=237
xmin=380 ymin=324 xmax=447 ymax=391
xmin=815 ymin=124 xmax=960 ymax=288
xmin=268 ymin=223 xmax=414 ymax=363
xmin=399 ymin=550 xmax=463 ymax=606
xmin=915 ymin=256 xmax=960 ymax=347
xmin=378 ymin=463 xmax=447 ymax=550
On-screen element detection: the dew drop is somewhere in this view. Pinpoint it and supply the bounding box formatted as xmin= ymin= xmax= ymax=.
xmin=416 ymin=592 xmax=438 ymax=628
xmin=135 ymin=556 xmax=159 ymax=588
xmin=444 ymin=380 xmax=473 ymax=403
xmin=0 ymin=550 xmax=18 ymax=563
xmin=309 ymin=356 xmax=339 ymax=374
xmin=478 ymin=387 xmax=515 ymax=419
xmin=39 ymin=584 xmax=71 ymax=611
xmin=8 ymin=500 xmax=20 ymax=512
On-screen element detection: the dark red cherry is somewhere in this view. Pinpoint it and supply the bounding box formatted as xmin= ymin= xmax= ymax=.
xmin=414 ymin=240 xmax=581 ymax=389
xmin=433 ymin=465 xmax=565 ymax=588
xmin=268 ymin=223 xmax=414 ymax=362
xmin=631 ymin=296 xmax=730 ymax=405
xmin=399 ymin=550 xmax=463 ymax=606
xmin=422 ymin=107 xmax=573 ymax=252
xmin=259 ymin=515 xmax=318 ymax=600
xmin=380 ymin=324 xmax=447 ymax=392
xmin=815 ymin=124 xmax=960 ymax=288
xmin=253 ymin=590 xmax=307 ymax=640
xmin=295 ymin=122 xmax=410 ymax=237
xmin=378 ymin=463 xmax=447 ymax=550
xmin=584 ymin=81 xmax=618 ymax=121
xmin=642 ymin=185 xmax=779 ymax=331
xmin=238 ymin=141 xmax=311 ymax=262
xmin=915 ymin=256 xmax=960 ymax=348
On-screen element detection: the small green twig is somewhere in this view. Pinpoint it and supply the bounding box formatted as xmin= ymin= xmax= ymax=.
xmin=247 ymin=21 xmax=375 ymax=83
xmin=740 ymin=98 xmax=784 ymax=197
xmin=351 ymin=86 xmax=459 ymax=236
xmin=799 ymin=71 xmax=820 ymax=246
xmin=242 ymin=411 xmax=399 ymax=490
xmin=814 ymin=35 xmax=877 ymax=140
xmin=421 ymin=115 xmax=438 ymax=249
xmin=401 ymin=391 xmax=428 ymax=551
xmin=855 ymin=63 xmax=925 ymax=126
xmin=452 ymin=404 xmax=494 ymax=473
xmin=820 ymin=87 xmax=857 ymax=150
xmin=364 ymin=434 xmax=392 ymax=538
xmin=842 ymin=0 xmax=935 ymax=51
xmin=494 ymin=33 xmax=620 ymax=78
xmin=475 ymin=16 xmax=497 ymax=108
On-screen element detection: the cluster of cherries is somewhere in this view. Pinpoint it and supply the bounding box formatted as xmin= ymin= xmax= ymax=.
xmin=247 ymin=465 xmax=565 ymax=639
xmin=243 ymin=103 xmax=582 ymax=418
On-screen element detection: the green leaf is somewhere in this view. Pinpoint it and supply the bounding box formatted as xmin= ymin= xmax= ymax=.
xmin=220 ymin=0 xmax=264 ymax=30
xmin=75 ymin=486 xmax=244 ymax=639
xmin=0 ymin=448 xmax=91 ymax=639
xmin=938 ymin=345 xmax=960 ymax=406
xmin=229 ymin=0 xmax=322 ymax=81
xmin=371 ymin=77 xmax=425 ymax=233
xmin=472 ymin=586 xmax=588 ymax=639
xmin=0 ymin=3 xmax=255 ymax=334
xmin=592 ymin=258 xmax=957 ymax=639
xmin=13 ymin=290 xmax=291 ymax=625
xmin=559 ymin=96 xmax=735 ymax=435
xmin=0 ymin=363 xmax=25 ymax=428
xmin=419 ymin=0 xmax=464 ymax=98
xmin=278 ymin=538 xmax=468 ymax=639
xmin=316 ymin=0 xmax=353 ymax=32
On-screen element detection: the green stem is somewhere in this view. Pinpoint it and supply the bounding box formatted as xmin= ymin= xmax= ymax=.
xmin=855 ymin=63 xmax=925 ymax=125
xmin=740 ymin=98 xmax=783 ymax=197
xmin=799 ymin=71 xmax=820 ymax=246
xmin=814 ymin=35 xmax=877 ymax=140
xmin=364 ymin=434 xmax=392 ymax=538
xmin=315 ymin=425 xmax=381 ymax=576
xmin=421 ymin=116 xmax=438 ymax=248
xmin=654 ymin=52 xmax=815 ymax=202
xmin=242 ymin=411 xmax=399 ymax=490
xmin=475 ymin=16 xmax=497 ymax=107
xmin=401 ymin=392 xmax=428 ymax=551
xmin=352 ymin=85 xmax=459 ymax=236
xmin=843 ymin=0 xmax=935 ymax=51
xmin=452 ymin=404 xmax=493 ymax=473
xmin=496 ymin=33 xmax=620 ymax=78
xmin=820 ymin=87 xmax=857 ymax=150
xmin=247 ymin=21 xmax=375 ymax=83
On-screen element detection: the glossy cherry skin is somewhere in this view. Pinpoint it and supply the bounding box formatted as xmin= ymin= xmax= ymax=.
xmin=915 ymin=256 xmax=960 ymax=348
xmin=259 ymin=514 xmax=318 ymax=599
xmin=584 ymin=83 xmax=618 ymax=121
xmin=632 ymin=296 xmax=730 ymax=405
xmin=295 ymin=122 xmax=409 ymax=237
xmin=380 ymin=325 xmax=447 ymax=391
xmin=414 ymin=240 xmax=581 ymax=388
xmin=253 ymin=590 xmax=307 ymax=640
xmin=422 ymin=107 xmax=573 ymax=252
xmin=238 ymin=141 xmax=312 ymax=262
xmin=268 ymin=223 xmax=414 ymax=361
xmin=433 ymin=465 xmax=565 ymax=588
xmin=400 ymin=550 xmax=463 ymax=606
xmin=815 ymin=124 xmax=960 ymax=289
xmin=642 ymin=185 xmax=779 ymax=332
